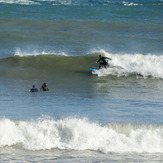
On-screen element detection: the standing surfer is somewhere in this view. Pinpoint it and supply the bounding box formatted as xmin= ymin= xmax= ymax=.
xmin=96 ymin=55 xmax=112 ymax=69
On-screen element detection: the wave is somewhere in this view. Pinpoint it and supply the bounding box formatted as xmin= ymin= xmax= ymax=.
xmin=0 ymin=117 xmax=163 ymax=153
xmin=14 ymin=48 xmax=68 ymax=57
xmin=0 ymin=49 xmax=163 ymax=79
xmin=0 ymin=0 xmax=40 ymax=5
xmin=123 ymin=2 xmax=143 ymax=6
xmin=0 ymin=48 xmax=93 ymax=79
xmin=0 ymin=52 xmax=93 ymax=79
xmin=0 ymin=0 xmax=162 ymax=6
xmin=91 ymin=50 xmax=163 ymax=79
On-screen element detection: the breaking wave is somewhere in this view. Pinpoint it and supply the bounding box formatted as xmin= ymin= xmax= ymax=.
xmin=0 ymin=49 xmax=163 ymax=79
xmin=0 ymin=117 xmax=163 ymax=153
xmin=91 ymin=50 xmax=163 ymax=79
xmin=0 ymin=0 xmax=40 ymax=5
xmin=0 ymin=0 xmax=162 ymax=6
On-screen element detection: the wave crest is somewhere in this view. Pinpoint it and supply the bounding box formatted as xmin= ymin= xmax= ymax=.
xmin=1 ymin=49 xmax=163 ymax=79
xmin=0 ymin=0 xmax=40 ymax=5
xmin=92 ymin=51 xmax=163 ymax=79
xmin=0 ymin=117 xmax=163 ymax=153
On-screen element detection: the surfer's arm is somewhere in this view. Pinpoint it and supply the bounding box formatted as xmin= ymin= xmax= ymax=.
xmin=96 ymin=58 xmax=101 ymax=63
xmin=106 ymin=57 xmax=112 ymax=60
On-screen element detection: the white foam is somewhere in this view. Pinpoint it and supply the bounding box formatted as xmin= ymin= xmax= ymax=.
xmin=0 ymin=118 xmax=24 ymax=146
xmin=92 ymin=50 xmax=163 ymax=79
xmin=0 ymin=0 xmax=40 ymax=5
xmin=14 ymin=48 xmax=68 ymax=57
xmin=123 ymin=1 xmax=143 ymax=6
xmin=0 ymin=117 xmax=163 ymax=153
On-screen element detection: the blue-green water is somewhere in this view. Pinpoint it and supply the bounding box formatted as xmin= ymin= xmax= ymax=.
xmin=0 ymin=0 xmax=163 ymax=162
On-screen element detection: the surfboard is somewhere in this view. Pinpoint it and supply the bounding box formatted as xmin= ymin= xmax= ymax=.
xmin=89 ymin=67 xmax=98 ymax=71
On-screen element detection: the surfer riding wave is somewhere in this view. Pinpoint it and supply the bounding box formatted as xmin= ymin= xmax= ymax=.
xmin=96 ymin=55 xmax=112 ymax=69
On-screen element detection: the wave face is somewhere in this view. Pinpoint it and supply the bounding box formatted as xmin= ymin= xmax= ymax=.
xmin=0 ymin=50 xmax=163 ymax=79
xmin=0 ymin=117 xmax=163 ymax=153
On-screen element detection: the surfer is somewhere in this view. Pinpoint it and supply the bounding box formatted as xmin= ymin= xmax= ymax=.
xmin=40 ymin=83 xmax=49 ymax=91
xmin=30 ymin=85 xmax=38 ymax=92
xmin=96 ymin=55 xmax=112 ymax=69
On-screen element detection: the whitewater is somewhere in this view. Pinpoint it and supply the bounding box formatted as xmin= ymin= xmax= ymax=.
xmin=1 ymin=117 xmax=163 ymax=153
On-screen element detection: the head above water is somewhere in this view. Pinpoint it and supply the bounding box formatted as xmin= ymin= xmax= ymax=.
xmin=99 ymin=55 xmax=102 ymax=58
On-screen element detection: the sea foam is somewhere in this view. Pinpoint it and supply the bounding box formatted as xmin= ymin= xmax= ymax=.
xmin=0 ymin=117 xmax=163 ymax=153
xmin=92 ymin=50 xmax=163 ymax=79
xmin=14 ymin=48 xmax=67 ymax=57
xmin=0 ymin=0 xmax=40 ymax=5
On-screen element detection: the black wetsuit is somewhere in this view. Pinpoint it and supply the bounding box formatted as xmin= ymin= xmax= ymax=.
xmin=97 ymin=57 xmax=111 ymax=69
xmin=41 ymin=87 xmax=49 ymax=91
xmin=30 ymin=88 xmax=38 ymax=92
xmin=40 ymin=83 xmax=49 ymax=91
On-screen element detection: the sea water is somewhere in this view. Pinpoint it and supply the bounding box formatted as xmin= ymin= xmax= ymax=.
xmin=0 ymin=0 xmax=163 ymax=162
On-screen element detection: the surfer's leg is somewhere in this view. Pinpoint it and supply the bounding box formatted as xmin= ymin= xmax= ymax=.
xmin=99 ymin=63 xmax=102 ymax=69
xmin=100 ymin=63 xmax=107 ymax=69
xmin=104 ymin=62 xmax=108 ymax=68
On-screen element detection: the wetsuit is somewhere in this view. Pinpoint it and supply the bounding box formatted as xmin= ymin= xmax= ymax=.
xmin=30 ymin=87 xmax=38 ymax=92
xmin=40 ymin=83 xmax=49 ymax=91
xmin=96 ymin=57 xmax=111 ymax=69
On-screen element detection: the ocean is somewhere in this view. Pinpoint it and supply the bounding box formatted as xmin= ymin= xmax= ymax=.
xmin=0 ymin=0 xmax=163 ymax=162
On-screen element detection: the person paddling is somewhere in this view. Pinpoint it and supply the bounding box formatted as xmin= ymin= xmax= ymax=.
xmin=96 ymin=55 xmax=112 ymax=69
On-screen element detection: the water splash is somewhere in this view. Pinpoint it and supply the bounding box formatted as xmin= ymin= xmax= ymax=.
xmin=0 ymin=117 xmax=163 ymax=153
xmin=0 ymin=0 xmax=40 ymax=5
xmin=92 ymin=50 xmax=163 ymax=79
xmin=14 ymin=48 xmax=67 ymax=57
